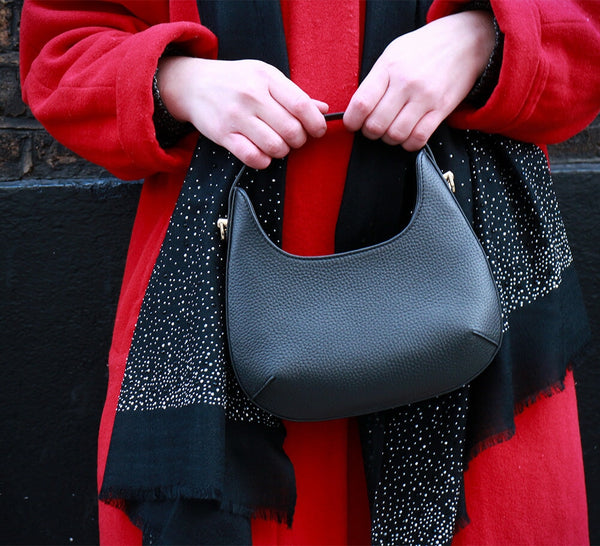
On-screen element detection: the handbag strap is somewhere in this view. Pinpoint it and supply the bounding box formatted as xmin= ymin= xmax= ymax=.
xmin=231 ymin=111 xmax=345 ymax=182
xmin=217 ymin=114 xmax=451 ymax=240
xmin=323 ymin=111 xmax=344 ymax=121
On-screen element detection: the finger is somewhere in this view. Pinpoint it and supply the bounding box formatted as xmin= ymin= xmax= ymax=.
xmin=360 ymin=90 xmax=409 ymax=140
xmin=313 ymin=99 xmax=330 ymax=114
xmin=222 ymin=132 xmax=273 ymax=170
xmin=255 ymin=100 xmax=309 ymax=150
xmin=237 ymin=115 xmax=293 ymax=158
xmin=379 ymin=101 xmax=427 ymax=145
xmin=393 ymin=110 xmax=444 ymax=151
xmin=343 ymin=66 xmax=389 ymax=131
xmin=268 ymin=75 xmax=327 ymax=138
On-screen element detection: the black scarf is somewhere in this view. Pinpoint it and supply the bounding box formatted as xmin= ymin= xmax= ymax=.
xmin=100 ymin=2 xmax=589 ymax=544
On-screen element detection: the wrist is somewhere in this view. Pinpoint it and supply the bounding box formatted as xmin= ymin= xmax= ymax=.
xmin=153 ymin=55 xmax=195 ymax=148
xmin=467 ymin=13 xmax=502 ymax=106
xmin=460 ymin=10 xmax=496 ymax=79
xmin=156 ymin=56 xmax=196 ymax=123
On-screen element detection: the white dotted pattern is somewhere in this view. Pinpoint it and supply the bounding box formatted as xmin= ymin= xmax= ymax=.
xmin=365 ymin=388 xmax=468 ymax=545
xmin=115 ymin=133 xmax=574 ymax=544
xmin=467 ymin=132 xmax=572 ymax=328
xmin=363 ymin=134 xmax=571 ymax=544
xmin=117 ymin=147 xmax=283 ymax=427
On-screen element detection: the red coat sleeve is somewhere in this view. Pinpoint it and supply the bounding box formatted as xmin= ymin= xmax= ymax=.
xmin=428 ymin=0 xmax=600 ymax=144
xmin=20 ymin=0 xmax=217 ymax=180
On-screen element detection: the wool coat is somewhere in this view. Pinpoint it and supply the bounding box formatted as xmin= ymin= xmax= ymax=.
xmin=20 ymin=0 xmax=600 ymax=543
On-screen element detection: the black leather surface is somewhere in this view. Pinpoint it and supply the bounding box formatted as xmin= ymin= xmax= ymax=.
xmin=225 ymin=148 xmax=503 ymax=421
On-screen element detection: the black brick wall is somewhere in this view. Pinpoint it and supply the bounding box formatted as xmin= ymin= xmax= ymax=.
xmin=0 ymin=0 xmax=109 ymax=182
xmin=1 ymin=0 xmax=598 ymax=543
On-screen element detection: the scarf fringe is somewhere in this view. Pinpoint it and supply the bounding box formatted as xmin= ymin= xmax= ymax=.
xmin=455 ymin=512 xmax=471 ymax=534
xmin=99 ymin=485 xmax=294 ymax=527
xmin=465 ymin=363 xmax=573 ymax=466
xmin=455 ymin=365 xmax=577 ymax=535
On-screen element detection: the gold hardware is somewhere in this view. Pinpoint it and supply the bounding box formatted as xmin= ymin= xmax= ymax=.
xmin=217 ymin=218 xmax=228 ymax=240
xmin=442 ymin=171 xmax=456 ymax=193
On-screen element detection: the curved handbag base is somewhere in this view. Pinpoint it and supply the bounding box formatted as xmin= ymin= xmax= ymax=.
xmin=225 ymin=147 xmax=503 ymax=421
xmin=247 ymin=329 xmax=500 ymax=422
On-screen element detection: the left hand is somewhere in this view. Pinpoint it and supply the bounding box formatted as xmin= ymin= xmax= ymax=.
xmin=343 ymin=10 xmax=495 ymax=151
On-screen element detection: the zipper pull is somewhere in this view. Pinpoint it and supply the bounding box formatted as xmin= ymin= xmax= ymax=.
xmin=217 ymin=218 xmax=228 ymax=240
xmin=442 ymin=171 xmax=456 ymax=193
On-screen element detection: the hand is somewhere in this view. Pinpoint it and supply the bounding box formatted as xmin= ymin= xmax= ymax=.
xmin=343 ymin=10 xmax=495 ymax=151
xmin=157 ymin=57 xmax=329 ymax=169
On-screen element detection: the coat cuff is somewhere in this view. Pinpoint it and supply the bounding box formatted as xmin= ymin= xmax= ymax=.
xmin=426 ymin=0 xmax=600 ymax=144
xmin=115 ymin=22 xmax=217 ymax=175
xmin=427 ymin=0 xmax=543 ymax=136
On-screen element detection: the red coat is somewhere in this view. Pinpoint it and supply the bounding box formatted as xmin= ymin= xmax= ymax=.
xmin=20 ymin=0 xmax=600 ymax=543
xmin=20 ymin=0 xmax=600 ymax=179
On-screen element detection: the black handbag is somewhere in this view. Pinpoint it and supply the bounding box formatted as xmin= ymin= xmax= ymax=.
xmin=222 ymin=143 xmax=503 ymax=421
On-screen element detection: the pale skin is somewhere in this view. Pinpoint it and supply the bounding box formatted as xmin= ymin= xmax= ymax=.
xmin=157 ymin=10 xmax=495 ymax=170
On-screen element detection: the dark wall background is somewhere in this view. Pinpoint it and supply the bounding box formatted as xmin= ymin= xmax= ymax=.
xmin=1 ymin=1 xmax=598 ymax=544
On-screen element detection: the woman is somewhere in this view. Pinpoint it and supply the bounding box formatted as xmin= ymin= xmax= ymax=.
xmin=20 ymin=0 xmax=600 ymax=544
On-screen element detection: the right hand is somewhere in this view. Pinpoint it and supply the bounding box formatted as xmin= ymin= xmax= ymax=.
xmin=157 ymin=57 xmax=329 ymax=169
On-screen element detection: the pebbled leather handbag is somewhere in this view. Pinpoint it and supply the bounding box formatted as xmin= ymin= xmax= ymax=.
xmin=222 ymin=140 xmax=503 ymax=422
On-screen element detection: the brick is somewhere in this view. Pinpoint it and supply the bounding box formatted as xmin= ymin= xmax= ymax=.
xmin=548 ymin=124 xmax=600 ymax=163
xmin=0 ymin=50 xmax=18 ymax=65
xmin=0 ymin=117 xmax=41 ymax=130
xmin=0 ymin=130 xmax=31 ymax=180
xmin=0 ymin=65 xmax=27 ymax=117
xmin=32 ymin=131 xmax=109 ymax=180
xmin=0 ymin=0 xmax=21 ymax=52
xmin=11 ymin=0 xmax=22 ymax=51
xmin=0 ymin=1 xmax=11 ymax=50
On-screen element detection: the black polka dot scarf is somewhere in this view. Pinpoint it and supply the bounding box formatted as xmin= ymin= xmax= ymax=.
xmin=99 ymin=1 xmax=589 ymax=542
xmin=100 ymin=128 xmax=588 ymax=545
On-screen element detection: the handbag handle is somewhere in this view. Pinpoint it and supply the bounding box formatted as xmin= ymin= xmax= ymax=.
xmin=230 ymin=111 xmax=450 ymax=187
xmin=217 ymin=113 xmax=454 ymax=240
xmin=219 ymin=113 xmax=344 ymax=240
xmin=324 ymin=111 xmax=344 ymax=121
xmin=231 ymin=111 xmax=345 ymax=182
